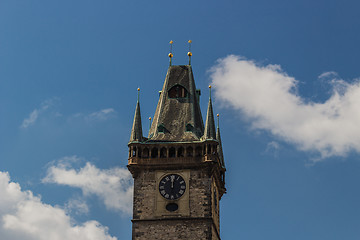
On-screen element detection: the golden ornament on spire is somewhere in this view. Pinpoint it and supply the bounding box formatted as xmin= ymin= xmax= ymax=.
xmin=209 ymin=85 xmax=212 ymax=89
xmin=217 ymin=114 xmax=219 ymax=117
xmin=169 ymin=40 xmax=174 ymax=65
xmin=188 ymin=40 xmax=192 ymax=65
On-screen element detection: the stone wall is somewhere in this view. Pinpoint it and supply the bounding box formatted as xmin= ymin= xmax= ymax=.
xmin=132 ymin=219 xmax=212 ymax=240
xmin=132 ymin=166 xmax=220 ymax=239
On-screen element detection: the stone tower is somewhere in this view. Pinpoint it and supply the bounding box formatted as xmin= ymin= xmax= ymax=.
xmin=128 ymin=59 xmax=226 ymax=239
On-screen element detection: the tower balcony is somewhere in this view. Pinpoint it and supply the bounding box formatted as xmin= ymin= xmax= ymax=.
xmin=127 ymin=141 xmax=220 ymax=167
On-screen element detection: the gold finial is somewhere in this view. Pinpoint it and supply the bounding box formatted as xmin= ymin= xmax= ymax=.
xmin=217 ymin=114 xmax=219 ymax=117
xmin=169 ymin=40 xmax=174 ymax=66
xmin=209 ymin=85 xmax=212 ymax=99
xmin=188 ymin=40 xmax=192 ymax=65
xmin=209 ymin=85 xmax=212 ymax=88
xmin=149 ymin=117 xmax=151 ymax=120
xmin=137 ymin=88 xmax=140 ymax=91
xmin=137 ymin=88 xmax=140 ymax=101
xmin=217 ymin=114 xmax=220 ymax=128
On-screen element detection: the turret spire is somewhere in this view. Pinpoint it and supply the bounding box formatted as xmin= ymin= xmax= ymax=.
xmin=216 ymin=114 xmax=225 ymax=168
xmin=130 ymin=88 xmax=143 ymax=142
xmin=203 ymin=85 xmax=216 ymax=140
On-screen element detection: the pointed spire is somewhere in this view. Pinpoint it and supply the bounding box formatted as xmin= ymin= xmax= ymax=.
xmin=130 ymin=88 xmax=143 ymax=142
xmin=216 ymin=114 xmax=225 ymax=168
xmin=203 ymin=85 xmax=216 ymax=140
xmin=148 ymin=65 xmax=204 ymax=141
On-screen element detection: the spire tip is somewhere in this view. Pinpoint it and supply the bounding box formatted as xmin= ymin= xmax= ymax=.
xmin=169 ymin=40 xmax=174 ymax=66
xmin=188 ymin=40 xmax=192 ymax=65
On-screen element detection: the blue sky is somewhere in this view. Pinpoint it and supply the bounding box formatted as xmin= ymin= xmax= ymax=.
xmin=1 ymin=0 xmax=360 ymax=239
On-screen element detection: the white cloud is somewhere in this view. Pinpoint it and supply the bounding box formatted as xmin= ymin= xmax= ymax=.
xmin=20 ymin=98 xmax=57 ymax=128
xmin=43 ymin=156 xmax=133 ymax=215
xmin=69 ymin=108 xmax=116 ymax=123
xmin=210 ymin=55 xmax=360 ymax=159
xmin=21 ymin=110 xmax=39 ymax=128
xmin=65 ymin=197 xmax=89 ymax=215
xmin=265 ymin=141 xmax=281 ymax=158
xmin=318 ymin=71 xmax=338 ymax=79
xmin=0 ymin=171 xmax=116 ymax=240
xmin=85 ymin=108 xmax=115 ymax=121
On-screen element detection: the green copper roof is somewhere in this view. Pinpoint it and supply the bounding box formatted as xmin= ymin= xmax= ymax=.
xmin=148 ymin=65 xmax=204 ymax=142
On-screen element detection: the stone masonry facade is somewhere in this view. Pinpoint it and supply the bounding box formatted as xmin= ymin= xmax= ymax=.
xmin=131 ymin=167 xmax=220 ymax=240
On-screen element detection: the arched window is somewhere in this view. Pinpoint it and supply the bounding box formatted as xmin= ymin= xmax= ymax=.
xmin=186 ymin=146 xmax=193 ymax=157
xmin=132 ymin=147 xmax=137 ymax=157
xmin=143 ymin=148 xmax=149 ymax=158
xmin=160 ymin=147 xmax=167 ymax=158
xmin=151 ymin=148 xmax=158 ymax=158
xmin=138 ymin=147 xmax=142 ymax=157
xmin=168 ymin=85 xmax=188 ymax=98
xmin=196 ymin=146 xmax=202 ymax=157
xmin=169 ymin=147 xmax=176 ymax=158
xmin=177 ymin=147 xmax=184 ymax=157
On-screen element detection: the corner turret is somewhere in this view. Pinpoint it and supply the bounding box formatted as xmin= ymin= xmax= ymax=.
xmin=216 ymin=114 xmax=225 ymax=169
xmin=202 ymin=86 xmax=216 ymax=140
xmin=129 ymin=88 xmax=143 ymax=142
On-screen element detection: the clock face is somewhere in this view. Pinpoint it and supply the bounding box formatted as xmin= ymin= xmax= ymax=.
xmin=159 ymin=174 xmax=186 ymax=200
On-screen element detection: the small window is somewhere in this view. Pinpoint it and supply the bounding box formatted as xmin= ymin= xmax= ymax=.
xmin=168 ymin=85 xmax=188 ymax=98
xmin=158 ymin=124 xmax=165 ymax=133
xmin=132 ymin=147 xmax=137 ymax=157
xmin=185 ymin=123 xmax=193 ymax=132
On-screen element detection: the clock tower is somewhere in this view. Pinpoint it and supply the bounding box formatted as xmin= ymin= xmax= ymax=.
xmin=128 ymin=47 xmax=226 ymax=240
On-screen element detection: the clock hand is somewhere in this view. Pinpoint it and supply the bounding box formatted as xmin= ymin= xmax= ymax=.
xmin=171 ymin=175 xmax=175 ymax=189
